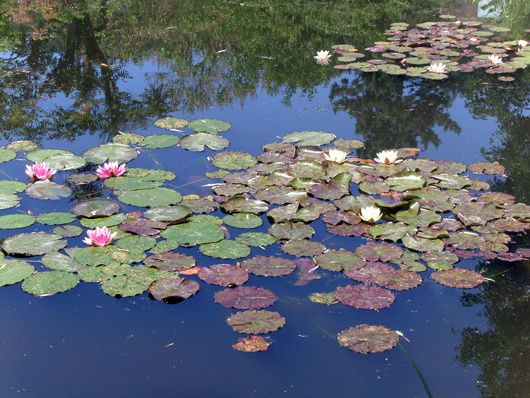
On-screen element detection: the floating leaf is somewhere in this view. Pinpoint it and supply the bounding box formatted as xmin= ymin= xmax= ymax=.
xmin=0 ymin=180 xmax=26 ymax=194
xmin=345 ymin=262 xmax=422 ymax=290
xmin=0 ymin=214 xmax=35 ymax=229
xmin=198 ymin=264 xmax=249 ymax=286
xmin=119 ymin=219 xmax=167 ymax=236
xmin=241 ymin=256 xmax=296 ymax=277
xmin=281 ymin=240 xmax=326 ymax=257
xmin=335 ymin=284 xmax=395 ymax=310
xmin=468 ymin=161 xmax=505 ymax=175
xmin=223 ymin=213 xmax=263 ymax=229
xmin=72 ymin=199 xmax=120 ymax=218
xmin=315 ymin=250 xmax=364 ymax=272
xmin=139 ymin=134 xmax=180 ymax=149
xmin=222 ymin=197 xmax=269 ymax=214
xmin=421 ymin=251 xmax=459 ymax=270
xmin=269 ymin=221 xmax=315 ymax=240
xmin=112 ymin=133 xmax=144 ymax=145
xmin=116 ymin=235 xmax=156 ymax=253
xmin=215 ymin=286 xmax=276 ymax=309
xmin=282 ymin=131 xmax=336 ymax=146
xmin=431 ymin=268 xmax=484 ymax=288
xmin=227 ymin=310 xmax=286 ymax=334
xmin=0 ymin=260 xmax=34 ymax=286
xmin=355 ymin=242 xmax=403 ymax=262
xmin=338 ymin=325 xmax=399 ymax=354
xmin=104 ymin=177 xmax=163 ymax=191
xmin=41 ymin=252 xmax=85 ymax=272
xmin=235 ymin=232 xmax=276 ymax=247
xmin=232 ymin=336 xmax=270 ymax=352
xmin=189 ymin=118 xmax=231 ymax=133
xmin=308 ymin=292 xmax=338 ymax=305
xmin=36 ymin=212 xmax=75 ymax=225
xmin=6 ymin=140 xmax=37 ymax=151
xmin=154 ymin=117 xmax=189 ymax=130
xmin=149 ymin=277 xmax=200 ymax=301
xmin=21 ymin=271 xmax=79 ymax=296
xmin=199 ymin=240 xmax=251 ymax=259
xmin=212 ymin=151 xmax=257 ymax=170
xmin=80 ymin=213 xmax=127 ymax=228
xmin=145 ymin=252 xmax=196 ymax=272
xmin=0 ymin=193 xmax=20 ymax=210
xmin=53 ymin=225 xmax=83 ymax=237
xmin=402 ymin=234 xmax=444 ymax=252
xmin=2 ymin=232 xmax=66 ymax=256
xmin=144 ymin=205 xmax=191 ymax=222
xmin=179 ymin=133 xmax=229 ymax=152
xmin=25 ymin=181 xmax=71 ymax=200
xmin=0 ymin=148 xmax=17 ymax=163
xmin=118 ymin=188 xmax=182 ymax=208
xmin=162 ymin=221 xmax=224 ymax=245
xmin=82 ymin=143 xmax=138 ymax=164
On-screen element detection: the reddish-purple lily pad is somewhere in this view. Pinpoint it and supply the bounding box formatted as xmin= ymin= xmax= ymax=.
xmin=119 ymin=219 xmax=167 ymax=236
xmin=431 ymin=268 xmax=484 ymax=288
xmin=241 ymin=256 xmax=296 ymax=277
xmin=345 ymin=262 xmax=422 ymax=290
xmin=149 ymin=277 xmax=200 ymax=301
xmin=227 ymin=310 xmax=286 ymax=334
xmin=197 ymin=264 xmax=249 ymax=287
xmin=214 ymin=286 xmax=277 ymax=309
xmin=335 ymin=284 xmax=395 ymax=310
xmin=232 ymin=335 xmax=270 ymax=352
xmin=338 ymin=324 xmax=399 ymax=354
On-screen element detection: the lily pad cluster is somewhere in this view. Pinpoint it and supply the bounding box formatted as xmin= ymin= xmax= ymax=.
xmin=0 ymin=121 xmax=528 ymax=355
xmin=333 ymin=16 xmax=530 ymax=81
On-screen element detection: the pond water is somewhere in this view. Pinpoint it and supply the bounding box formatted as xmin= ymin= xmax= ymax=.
xmin=0 ymin=1 xmax=529 ymax=397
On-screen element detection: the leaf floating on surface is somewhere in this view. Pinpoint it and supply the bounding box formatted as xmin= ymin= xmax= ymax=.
xmin=198 ymin=264 xmax=249 ymax=287
xmin=241 ymin=256 xmax=296 ymax=277
xmin=149 ymin=277 xmax=200 ymax=301
xmin=214 ymin=286 xmax=276 ymax=310
xmin=431 ymin=268 xmax=484 ymax=288
xmin=337 ymin=324 xmax=399 ymax=354
xmin=21 ymin=271 xmax=80 ymax=296
xmin=335 ymin=284 xmax=395 ymax=310
xmin=232 ymin=335 xmax=270 ymax=353
xmin=227 ymin=310 xmax=286 ymax=334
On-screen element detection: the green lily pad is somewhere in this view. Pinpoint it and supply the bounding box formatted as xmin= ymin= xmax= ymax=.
xmin=73 ymin=246 xmax=144 ymax=266
xmin=0 ymin=214 xmax=35 ymax=229
xmin=0 ymin=148 xmax=17 ymax=163
xmin=227 ymin=310 xmax=286 ymax=334
xmin=0 ymin=180 xmax=26 ymax=194
xmin=370 ymin=222 xmax=416 ymax=242
xmin=179 ymin=133 xmax=229 ymax=152
xmin=118 ymin=188 xmax=182 ymax=207
xmin=41 ymin=252 xmax=85 ymax=272
xmin=199 ymin=240 xmax=251 ymax=259
xmin=235 ymin=232 xmax=276 ymax=247
xmin=421 ymin=251 xmax=459 ymax=270
xmin=222 ymin=197 xmax=269 ymax=214
xmin=80 ymin=213 xmax=127 ymax=228
xmin=112 ymin=133 xmax=145 ymax=145
xmin=0 ymin=193 xmax=20 ymax=210
xmin=308 ymin=292 xmax=338 ymax=305
xmin=402 ymin=234 xmax=444 ymax=252
xmin=281 ymin=240 xmax=326 ymax=257
xmin=189 ymin=118 xmax=231 ymax=133
xmin=139 ymin=134 xmax=180 ymax=149
xmin=6 ymin=140 xmax=38 ymax=151
xmin=21 ymin=271 xmax=79 ymax=296
xmin=36 ymin=212 xmax=75 ymax=225
xmin=269 ymin=221 xmax=315 ymax=240
xmin=104 ymin=177 xmax=163 ymax=191
xmin=355 ymin=242 xmax=403 ymax=262
xmin=315 ymin=250 xmax=364 ymax=272
xmin=0 ymin=260 xmax=35 ymax=286
xmin=338 ymin=324 xmax=399 ymax=354
xmin=72 ymin=199 xmax=120 ymax=218
xmin=145 ymin=252 xmax=196 ymax=272
xmin=101 ymin=266 xmax=164 ymax=297
xmin=116 ymin=235 xmax=156 ymax=254
xmin=212 ymin=151 xmax=257 ymax=170
xmin=2 ymin=232 xmax=66 ymax=256
xmin=223 ymin=213 xmax=263 ymax=229
xmin=282 ymin=131 xmax=336 ymax=146
xmin=154 ymin=117 xmax=189 ymax=130
xmin=53 ymin=225 xmax=83 ymax=237
xmin=25 ymin=181 xmax=72 ymax=200
xmin=144 ymin=205 xmax=191 ymax=222
xmin=161 ymin=221 xmax=224 ymax=246
xmin=33 ymin=152 xmax=86 ymax=170
xmin=126 ymin=168 xmax=176 ymax=180
xmin=82 ymin=143 xmax=138 ymax=164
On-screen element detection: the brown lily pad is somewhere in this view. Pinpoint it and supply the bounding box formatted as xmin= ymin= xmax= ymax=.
xmin=197 ymin=264 xmax=249 ymax=287
xmin=214 ymin=286 xmax=276 ymax=310
xmin=431 ymin=268 xmax=484 ymax=288
xmin=149 ymin=277 xmax=200 ymax=301
xmin=241 ymin=256 xmax=296 ymax=277
xmin=144 ymin=252 xmax=196 ymax=272
xmin=335 ymin=284 xmax=395 ymax=310
xmin=345 ymin=262 xmax=422 ymax=290
xmin=338 ymin=324 xmax=399 ymax=354
xmin=227 ymin=310 xmax=286 ymax=334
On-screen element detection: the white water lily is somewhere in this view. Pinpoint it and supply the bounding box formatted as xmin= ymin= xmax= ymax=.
xmin=359 ymin=205 xmax=382 ymax=223
xmin=488 ymin=54 xmax=503 ymax=65
xmin=517 ymin=39 xmax=528 ymax=48
xmin=314 ymin=50 xmax=331 ymax=65
xmin=426 ymin=62 xmax=447 ymax=74
xmin=374 ymin=149 xmax=401 ymax=164
xmin=324 ymin=148 xmax=348 ymax=163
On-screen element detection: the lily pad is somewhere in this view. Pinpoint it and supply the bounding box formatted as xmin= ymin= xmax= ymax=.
xmin=2 ymin=232 xmax=66 ymax=256
xmin=215 ymin=286 xmax=276 ymax=309
xmin=0 ymin=148 xmax=17 ymax=163
xmin=281 ymin=240 xmax=326 ymax=257
xmin=232 ymin=335 xmax=270 ymax=352
xmin=149 ymin=277 xmax=200 ymax=301
xmin=198 ymin=264 xmax=249 ymax=286
xmin=36 ymin=212 xmax=75 ymax=225
xmin=355 ymin=242 xmax=403 ymax=262
xmin=145 ymin=252 xmax=196 ymax=272
xmin=199 ymin=240 xmax=251 ymax=259
xmin=119 ymin=219 xmax=167 ymax=236
xmin=222 ymin=197 xmax=269 ymax=214
xmin=179 ymin=133 xmax=229 ymax=152
xmin=25 ymin=181 xmax=72 ymax=200
xmin=235 ymin=232 xmax=276 ymax=247
xmin=112 ymin=133 xmax=145 ymax=145
xmin=227 ymin=310 xmax=286 ymax=334
xmin=345 ymin=262 xmax=422 ymax=290
xmin=0 ymin=214 xmax=35 ymax=229
xmin=421 ymin=251 xmax=459 ymax=270
xmin=162 ymin=221 xmax=224 ymax=246
xmin=154 ymin=117 xmax=189 ymax=130
xmin=82 ymin=143 xmax=138 ymax=164
xmin=308 ymin=292 xmax=338 ymax=305
xmin=468 ymin=161 xmax=505 ymax=175
xmin=223 ymin=213 xmax=263 ymax=229
xmin=144 ymin=205 xmax=191 ymax=222
xmin=80 ymin=213 xmax=127 ymax=228
xmin=212 ymin=151 xmax=257 ymax=170
xmin=72 ymin=199 xmax=120 ymax=218
xmin=315 ymin=250 xmax=364 ymax=272
xmin=6 ymin=140 xmax=37 ymax=152
xmin=241 ymin=256 xmax=296 ymax=277
xmin=335 ymin=284 xmax=395 ymax=310
xmin=0 ymin=193 xmax=20 ymax=210
xmin=282 ymin=131 xmax=336 ymax=146
xmin=268 ymin=222 xmax=315 ymax=240
xmin=53 ymin=225 xmax=83 ymax=237
xmin=118 ymin=188 xmax=182 ymax=207
xmin=0 ymin=260 xmax=35 ymax=286
xmin=21 ymin=271 xmax=79 ymax=296
xmin=41 ymin=252 xmax=85 ymax=272
xmin=139 ymin=134 xmax=180 ymax=149
xmin=104 ymin=177 xmax=163 ymax=191
xmin=431 ymin=268 xmax=484 ymax=288
xmin=338 ymin=324 xmax=399 ymax=354
xmin=0 ymin=180 xmax=26 ymax=194
xmin=189 ymin=118 xmax=231 ymax=133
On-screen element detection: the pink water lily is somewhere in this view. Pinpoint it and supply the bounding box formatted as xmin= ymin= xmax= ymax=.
xmin=25 ymin=162 xmax=56 ymax=181
xmin=96 ymin=161 xmax=126 ymax=179
xmin=83 ymin=226 xmax=117 ymax=246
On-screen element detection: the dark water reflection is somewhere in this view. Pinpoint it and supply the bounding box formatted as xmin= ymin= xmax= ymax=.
xmin=0 ymin=1 xmax=529 ymax=397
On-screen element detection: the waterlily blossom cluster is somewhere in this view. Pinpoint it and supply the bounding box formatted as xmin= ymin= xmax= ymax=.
xmin=324 ymin=148 xmax=348 ymax=163
xmin=83 ymin=226 xmax=117 ymax=247
xmin=314 ymin=50 xmax=331 ymax=65
xmin=427 ymin=62 xmax=447 ymax=74
xmin=359 ymin=205 xmax=383 ymax=223
xmin=374 ymin=150 xmax=401 ymax=164
xmin=96 ymin=161 xmax=126 ymax=179
xmin=25 ymin=162 xmax=56 ymax=181
xmin=488 ymin=54 xmax=503 ymax=65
